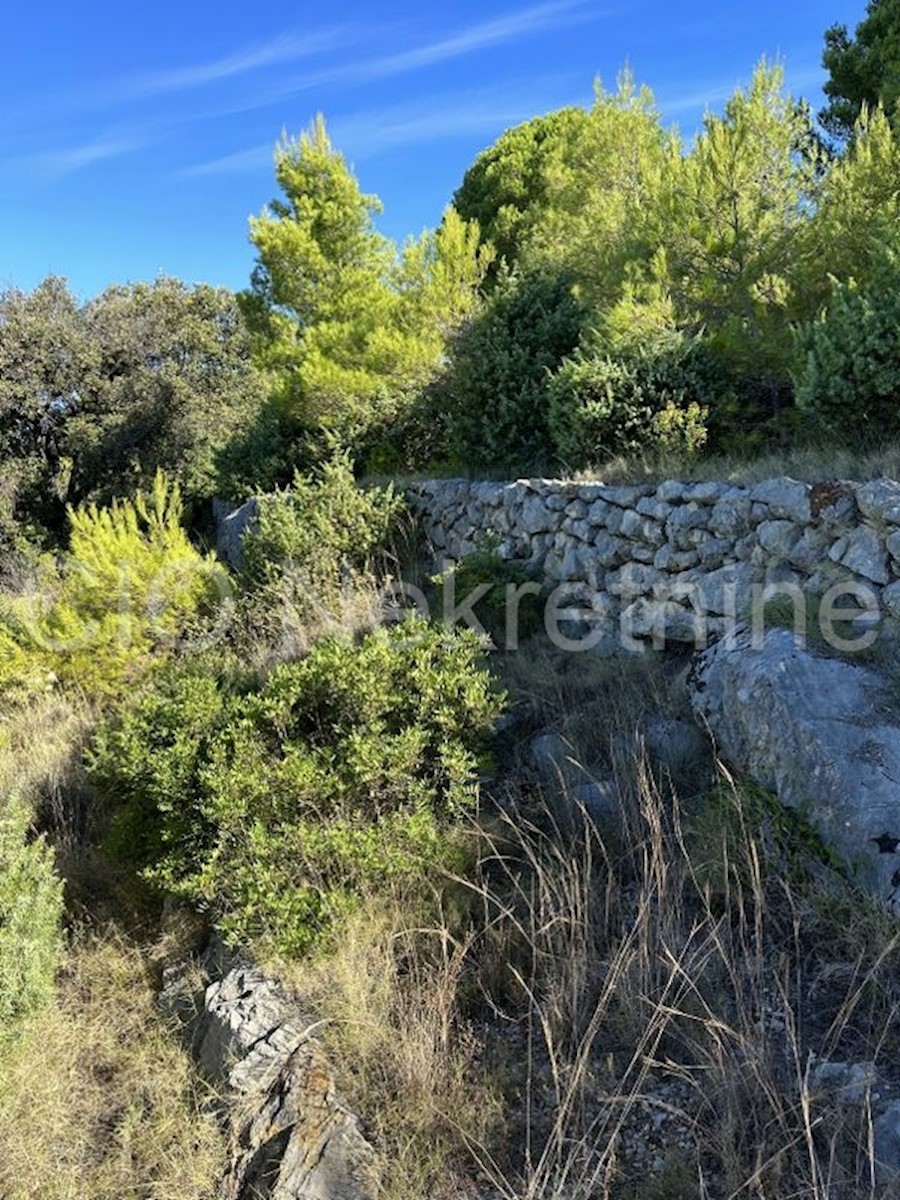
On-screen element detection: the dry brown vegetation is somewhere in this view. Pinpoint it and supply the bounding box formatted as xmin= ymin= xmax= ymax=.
xmin=0 ymin=933 xmax=224 ymax=1200
xmin=0 ymin=695 xmax=223 ymax=1200
xmin=243 ymin=629 xmax=900 ymax=1199
xmin=6 ymin=605 xmax=900 ymax=1199
xmin=383 ymin=438 xmax=900 ymax=491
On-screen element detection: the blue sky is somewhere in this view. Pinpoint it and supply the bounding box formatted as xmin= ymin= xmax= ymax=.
xmin=1 ymin=0 xmax=866 ymax=299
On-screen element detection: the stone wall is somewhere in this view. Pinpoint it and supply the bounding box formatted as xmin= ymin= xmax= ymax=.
xmin=407 ymin=476 xmax=900 ymax=643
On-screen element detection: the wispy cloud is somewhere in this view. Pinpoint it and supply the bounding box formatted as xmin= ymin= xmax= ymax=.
xmin=121 ymin=27 xmax=354 ymax=99
xmin=332 ymin=88 xmax=578 ymax=158
xmin=348 ymin=0 xmax=596 ymax=81
xmin=180 ymin=0 xmax=607 ymax=124
xmin=659 ymin=63 xmax=827 ymax=121
xmin=23 ymin=136 xmax=143 ymax=181
xmin=181 ymin=144 xmax=273 ymax=179
xmin=180 ymin=79 xmax=586 ymax=178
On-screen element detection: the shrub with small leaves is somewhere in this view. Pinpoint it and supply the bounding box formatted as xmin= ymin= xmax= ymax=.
xmin=547 ymin=337 xmax=715 ymax=468
xmin=0 ymin=796 xmax=63 ymax=1034
xmin=242 ymin=449 xmax=407 ymax=616
xmin=89 ymin=619 xmax=504 ymax=956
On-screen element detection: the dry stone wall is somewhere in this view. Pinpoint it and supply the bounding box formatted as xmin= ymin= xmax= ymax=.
xmin=407 ymin=476 xmax=900 ymax=643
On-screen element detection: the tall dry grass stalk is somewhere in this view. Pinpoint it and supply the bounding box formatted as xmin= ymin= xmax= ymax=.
xmin=455 ymin=758 xmax=900 ymax=1200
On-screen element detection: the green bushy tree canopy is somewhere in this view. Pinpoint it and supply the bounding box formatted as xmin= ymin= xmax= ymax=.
xmin=821 ymin=0 xmax=900 ymax=139
xmin=794 ymin=250 xmax=900 ymax=443
xmin=441 ymin=268 xmax=588 ymax=469
xmin=453 ymin=106 xmax=591 ymax=276
xmin=240 ymin=117 xmax=491 ymax=456
xmin=0 ymin=277 xmax=265 ymax=540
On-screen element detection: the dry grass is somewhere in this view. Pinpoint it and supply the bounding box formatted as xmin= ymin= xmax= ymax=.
xmin=458 ymin=762 xmax=900 ymax=1199
xmin=0 ymin=931 xmax=224 ymax=1200
xmin=0 ymin=693 xmax=91 ymax=807
xmin=270 ymin=740 xmax=900 ymax=1200
xmin=380 ymin=436 xmax=900 ymax=489
xmin=5 ymin=561 xmax=900 ymax=1200
xmin=273 ymin=890 xmax=505 ymax=1200
xmin=0 ymin=696 xmax=221 ymax=1200
xmin=494 ymin=634 xmax=707 ymax=801
xmin=571 ymin=439 xmax=900 ymax=488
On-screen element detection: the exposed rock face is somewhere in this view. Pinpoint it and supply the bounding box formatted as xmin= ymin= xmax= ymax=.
xmin=162 ymin=954 xmax=373 ymax=1200
xmin=213 ymin=497 xmax=259 ymax=572
xmin=689 ymin=626 xmax=900 ymax=908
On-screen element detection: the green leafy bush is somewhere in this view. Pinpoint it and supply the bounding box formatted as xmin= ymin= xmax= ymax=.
xmin=436 ymin=549 xmax=545 ymax=647
xmin=0 ymin=473 xmax=230 ymax=703
xmin=0 ymin=796 xmax=63 ymax=1034
xmin=442 ymin=269 xmax=588 ymax=469
xmin=89 ymin=619 xmax=504 ymax=955
xmin=547 ymin=338 xmax=715 ymax=467
xmin=242 ymin=450 xmax=407 ymax=615
xmin=0 ymin=276 xmax=265 ymax=540
xmin=795 ymin=254 xmax=900 ymax=441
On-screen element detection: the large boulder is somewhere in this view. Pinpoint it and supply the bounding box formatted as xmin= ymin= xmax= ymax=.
xmin=689 ymin=627 xmax=900 ymax=907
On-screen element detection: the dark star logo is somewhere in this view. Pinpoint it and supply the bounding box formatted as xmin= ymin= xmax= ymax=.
xmin=870 ymin=832 xmax=900 ymax=855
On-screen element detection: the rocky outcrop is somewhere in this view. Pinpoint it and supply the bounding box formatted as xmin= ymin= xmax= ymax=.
xmin=688 ymin=626 xmax=900 ymax=908
xmin=213 ymin=497 xmax=259 ymax=572
xmin=162 ymin=951 xmax=373 ymax=1200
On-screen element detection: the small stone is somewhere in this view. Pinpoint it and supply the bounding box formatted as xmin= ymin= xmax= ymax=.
xmin=600 ymin=485 xmax=653 ymax=508
xmin=570 ymin=780 xmax=620 ymax=819
xmin=882 ymin=581 xmax=900 ymax=619
xmin=654 ymin=544 xmax=700 ymax=573
xmin=836 ymin=525 xmax=890 ymax=585
xmin=657 ymin=480 xmax=687 ymax=503
xmin=709 ymin=492 xmax=752 ymax=538
xmin=586 ymin=498 xmax=612 ymax=524
xmin=592 ymin=530 xmax=625 ymax=567
xmin=620 ymin=508 xmax=644 ymax=538
xmin=637 ymin=496 xmax=673 ymax=521
xmin=757 ymin=519 xmax=801 ymax=559
xmin=683 ymin=480 xmax=723 ymax=504
xmin=874 ymin=1101 xmax=900 ymax=1182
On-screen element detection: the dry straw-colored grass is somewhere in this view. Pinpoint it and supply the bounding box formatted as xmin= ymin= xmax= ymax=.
xmin=0 ymin=931 xmax=224 ymax=1200
xmin=279 ymin=731 xmax=900 ymax=1200
xmin=380 ymin=435 xmax=900 ymax=490
xmin=460 ymin=760 xmax=900 ymax=1200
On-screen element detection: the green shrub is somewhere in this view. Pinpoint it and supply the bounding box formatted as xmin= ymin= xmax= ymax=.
xmin=242 ymin=449 xmax=407 ymax=614
xmin=436 ymin=549 xmax=545 ymax=647
xmin=547 ymin=337 xmax=715 ymax=468
xmin=0 ymin=473 xmax=230 ymax=702
xmin=442 ymin=269 xmax=588 ymax=469
xmin=795 ymin=253 xmax=900 ymax=442
xmin=0 ymin=796 xmax=63 ymax=1034
xmin=686 ymin=781 xmax=842 ymax=907
xmin=89 ymin=619 xmax=504 ymax=956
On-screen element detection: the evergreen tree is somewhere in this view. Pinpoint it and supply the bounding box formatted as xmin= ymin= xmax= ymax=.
xmin=821 ymin=0 xmax=900 ymax=140
xmin=241 ymin=117 xmax=490 ymax=452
